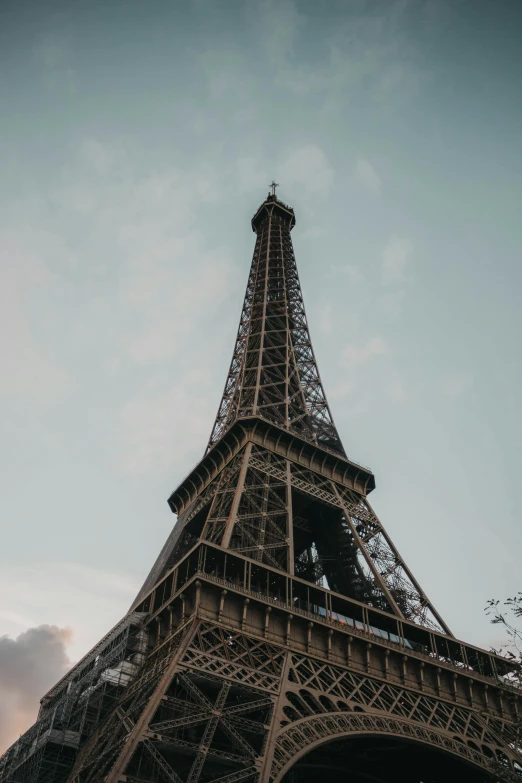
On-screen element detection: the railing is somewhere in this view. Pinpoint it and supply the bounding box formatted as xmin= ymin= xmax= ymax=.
xmin=196 ymin=571 xmax=522 ymax=695
xmin=196 ymin=414 xmax=373 ymax=494
xmin=250 ymin=413 xmax=373 ymax=472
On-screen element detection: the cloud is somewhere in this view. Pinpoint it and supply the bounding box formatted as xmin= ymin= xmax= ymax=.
xmin=441 ymin=373 xmax=473 ymax=398
xmin=382 ymin=236 xmax=414 ymax=284
xmin=327 ymin=263 xmax=363 ymax=281
xmin=36 ymin=42 xmax=68 ymax=70
xmin=254 ymin=0 xmax=326 ymax=95
xmin=257 ymin=0 xmax=299 ymax=68
xmin=355 ymin=158 xmax=382 ymax=193
xmin=193 ymin=0 xmax=427 ymax=106
xmin=236 ymin=157 xmax=269 ymax=195
xmin=236 ymin=145 xmax=333 ymax=202
xmin=121 ymin=237 xmax=234 ymax=365
xmin=279 ymin=144 xmax=334 ymax=196
xmin=34 ymin=38 xmax=76 ymax=95
xmin=300 ymin=226 xmax=327 ymax=240
xmin=1 ymin=135 xmax=238 ymax=477
xmin=0 ymin=563 xmax=137 ymax=667
xmin=48 ymin=137 xmax=231 ymax=369
xmin=0 ymin=235 xmax=71 ymax=403
xmin=0 ymin=625 xmax=71 ymax=753
xmin=196 ymin=47 xmax=253 ymax=101
xmin=317 ymin=304 xmax=333 ymax=335
xmin=387 ymin=373 xmax=421 ymax=404
xmin=118 ymin=369 xmax=216 ymax=474
xmin=341 ymin=336 xmax=387 ymax=366
xmin=259 ymin=0 xmax=424 ymax=100
xmin=80 ymin=137 xmax=127 ymax=175
xmin=328 ymin=380 xmax=353 ymax=401
xmin=0 ymin=561 xmax=137 ymax=748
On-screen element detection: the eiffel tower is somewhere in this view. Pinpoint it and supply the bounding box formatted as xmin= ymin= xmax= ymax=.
xmin=1 ymin=189 xmax=521 ymax=783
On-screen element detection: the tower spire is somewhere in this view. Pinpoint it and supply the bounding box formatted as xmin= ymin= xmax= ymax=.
xmin=208 ymin=192 xmax=345 ymax=456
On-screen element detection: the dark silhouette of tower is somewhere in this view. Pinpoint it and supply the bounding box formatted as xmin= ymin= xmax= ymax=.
xmin=1 ymin=190 xmax=520 ymax=783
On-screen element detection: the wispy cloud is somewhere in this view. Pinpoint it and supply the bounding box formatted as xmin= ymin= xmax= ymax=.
xmin=355 ymin=157 xmax=382 ymax=193
xmin=118 ymin=369 xmax=216 ymax=474
xmin=248 ymin=0 xmax=426 ymax=102
xmin=341 ymin=336 xmax=388 ymax=366
xmin=300 ymin=225 xmax=327 ymax=240
xmin=196 ymin=46 xmax=253 ymax=101
xmin=329 ymin=335 xmax=389 ymax=403
xmin=327 ymin=263 xmax=364 ymax=282
xmin=317 ymin=303 xmax=333 ymax=335
xmin=382 ymin=236 xmax=414 ymax=285
xmin=48 ymin=137 xmax=233 ymax=371
xmin=234 ymin=145 xmax=334 ymax=201
xmin=328 ymin=380 xmax=353 ymax=401
xmin=255 ymin=0 xmax=325 ymax=95
xmin=121 ymin=237 xmax=234 ymax=365
xmin=34 ymin=38 xmax=76 ymax=95
xmin=441 ymin=373 xmax=473 ymax=398
xmin=236 ymin=157 xmax=269 ymax=195
xmin=279 ymin=144 xmax=334 ymax=197
xmin=257 ymin=0 xmax=299 ymax=68
xmin=0 ymin=137 xmax=232 ymax=412
xmin=387 ymin=372 xmax=422 ymax=404
xmin=0 ymin=234 xmax=71 ymax=403
xmin=79 ymin=137 xmax=128 ymax=175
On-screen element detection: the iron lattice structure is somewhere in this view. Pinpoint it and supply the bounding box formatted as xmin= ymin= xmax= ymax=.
xmin=1 ymin=191 xmax=521 ymax=783
xmin=207 ymin=196 xmax=343 ymax=456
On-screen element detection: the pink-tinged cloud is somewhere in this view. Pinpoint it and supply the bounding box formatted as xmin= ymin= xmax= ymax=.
xmin=0 ymin=625 xmax=72 ymax=753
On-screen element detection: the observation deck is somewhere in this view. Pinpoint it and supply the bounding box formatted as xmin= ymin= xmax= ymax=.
xmin=251 ymin=193 xmax=296 ymax=233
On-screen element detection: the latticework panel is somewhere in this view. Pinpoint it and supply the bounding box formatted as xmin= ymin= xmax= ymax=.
xmin=168 ymin=440 xmax=450 ymax=634
xmin=202 ymin=450 xmax=248 ymax=545
xmin=242 ymin=445 xmax=448 ymax=634
xmin=268 ymin=652 xmax=521 ymax=781
xmin=335 ymin=484 xmax=449 ymax=633
xmin=229 ymin=460 xmax=289 ymax=570
xmin=185 ymin=451 xmax=246 ymax=531
xmin=69 ymin=626 xmax=190 ymax=782
xmin=69 ymin=622 xmax=279 ymax=783
xmin=285 ymin=655 xmax=504 ymax=750
xmin=184 ymin=624 xmax=285 ymax=691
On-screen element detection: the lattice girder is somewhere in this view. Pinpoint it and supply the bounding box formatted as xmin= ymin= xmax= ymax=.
xmin=165 ymin=437 xmax=450 ymax=635
xmin=66 ymin=594 xmax=520 ymax=783
xmin=67 ymin=622 xmax=273 ymax=783
xmin=208 ymin=195 xmax=344 ymax=455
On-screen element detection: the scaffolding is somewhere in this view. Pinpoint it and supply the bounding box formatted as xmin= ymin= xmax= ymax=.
xmin=0 ymin=612 xmax=147 ymax=782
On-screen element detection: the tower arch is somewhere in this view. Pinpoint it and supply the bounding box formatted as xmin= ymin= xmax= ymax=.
xmin=271 ymin=712 xmax=496 ymax=783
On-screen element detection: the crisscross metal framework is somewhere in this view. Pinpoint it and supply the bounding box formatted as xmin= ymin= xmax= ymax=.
xmin=1 ymin=191 xmax=520 ymax=783
xmin=208 ymin=195 xmax=344 ymax=456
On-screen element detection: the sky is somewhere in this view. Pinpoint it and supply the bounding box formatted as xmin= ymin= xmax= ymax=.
xmin=1 ymin=0 xmax=521 ymax=752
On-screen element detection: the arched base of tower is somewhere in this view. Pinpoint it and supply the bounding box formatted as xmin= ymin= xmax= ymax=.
xmin=280 ymin=735 xmax=493 ymax=783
